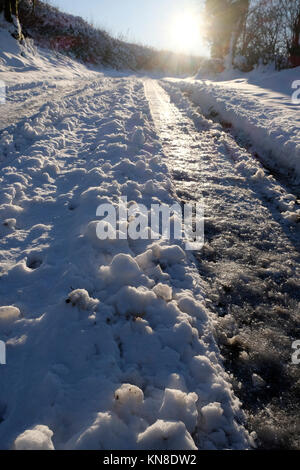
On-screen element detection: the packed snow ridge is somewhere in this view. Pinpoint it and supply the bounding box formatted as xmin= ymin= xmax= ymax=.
xmin=167 ymin=67 xmax=300 ymax=182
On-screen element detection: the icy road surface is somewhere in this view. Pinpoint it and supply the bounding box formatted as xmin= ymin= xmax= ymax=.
xmin=145 ymin=79 xmax=300 ymax=450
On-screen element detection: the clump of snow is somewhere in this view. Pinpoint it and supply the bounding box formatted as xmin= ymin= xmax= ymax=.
xmin=137 ymin=420 xmax=197 ymax=450
xmin=152 ymin=244 xmax=186 ymax=265
xmin=14 ymin=425 xmax=54 ymax=450
xmin=200 ymin=402 xmax=226 ymax=434
xmin=110 ymin=254 xmax=141 ymax=282
xmin=3 ymin=218 xmax=16 ymax=229
xmin=67 ymin=289 xmax=99 ymax=311
xmin=159 ymin=388 xmax=198 ymax=434
xmin=0 ymin=306 xmax=20 ymax=327
xmin=189 ymin=355 xmax=216 ymax=383
xmin=85 ymin=220 xmax=117 ymax=248
xmin=152 ymin=283 xmax=172 ymax=301
xmin=114 ymin=384 xmax=144 ymax=418
xmin=131 ymin=127 xmax=145 ymax=146
xmin=99 ymin=253 xmax=142 ymax=286
xmin=252 ymin=169 xmax=265 ymax=181
xmin=282 ymin=210 xmax=300 ymax=223
xmin=112 ymin=286 xmax=157 ymax=316
xmin=177 ymin=296 xmax=208 ymax=321
xmin=66 ymin=411 xmax=131 ymax=450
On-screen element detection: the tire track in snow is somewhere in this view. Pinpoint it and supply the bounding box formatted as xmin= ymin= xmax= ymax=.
xmin=181 ymin=87 xmax=300 ymax=201
xmin=0 ymin=79 xmax=106 ymax=169
xmin=145 ymin=79 xmax=300 ymax=450
xmin=0 ymin=79 xmax=93 ymax=131
xmin=144 ymin=78 xmax=253 ymax=446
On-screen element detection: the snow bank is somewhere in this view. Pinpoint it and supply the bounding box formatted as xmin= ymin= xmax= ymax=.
xmin=167 ymin=67 xmax=300 ymax=182
xmin=161 ymin=77 xmax=300 ymax=225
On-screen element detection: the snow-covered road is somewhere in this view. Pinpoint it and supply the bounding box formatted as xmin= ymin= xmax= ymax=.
xmin=145 ymin=79 xmax=300 ymax=449
xmin=0 ymin=73 xmax=255 ymax=450
xmin=0 ymin=32 xmax=299 ymax=449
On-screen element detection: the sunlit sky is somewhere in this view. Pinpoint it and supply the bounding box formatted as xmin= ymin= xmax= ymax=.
xmin=52 ymin=0 xmax=209 ymax=57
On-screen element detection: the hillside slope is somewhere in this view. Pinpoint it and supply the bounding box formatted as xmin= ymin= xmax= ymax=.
xmin=16 ymin=0 xmax=203 ymax=74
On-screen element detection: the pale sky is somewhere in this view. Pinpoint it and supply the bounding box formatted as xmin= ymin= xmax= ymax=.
xmin=52 ymin=0 xmax=209 ymax=56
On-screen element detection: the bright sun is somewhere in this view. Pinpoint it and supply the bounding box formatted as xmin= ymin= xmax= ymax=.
xmin=169 ymin=11 xmax=204 ymax=55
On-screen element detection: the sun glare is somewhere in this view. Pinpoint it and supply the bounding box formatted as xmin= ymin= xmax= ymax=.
xmin=169 ymin=11 xmax=204 ymax=55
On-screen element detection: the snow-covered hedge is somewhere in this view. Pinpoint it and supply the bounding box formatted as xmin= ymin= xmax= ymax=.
xmin=18 ymin=0 xmax=203 ymax=73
